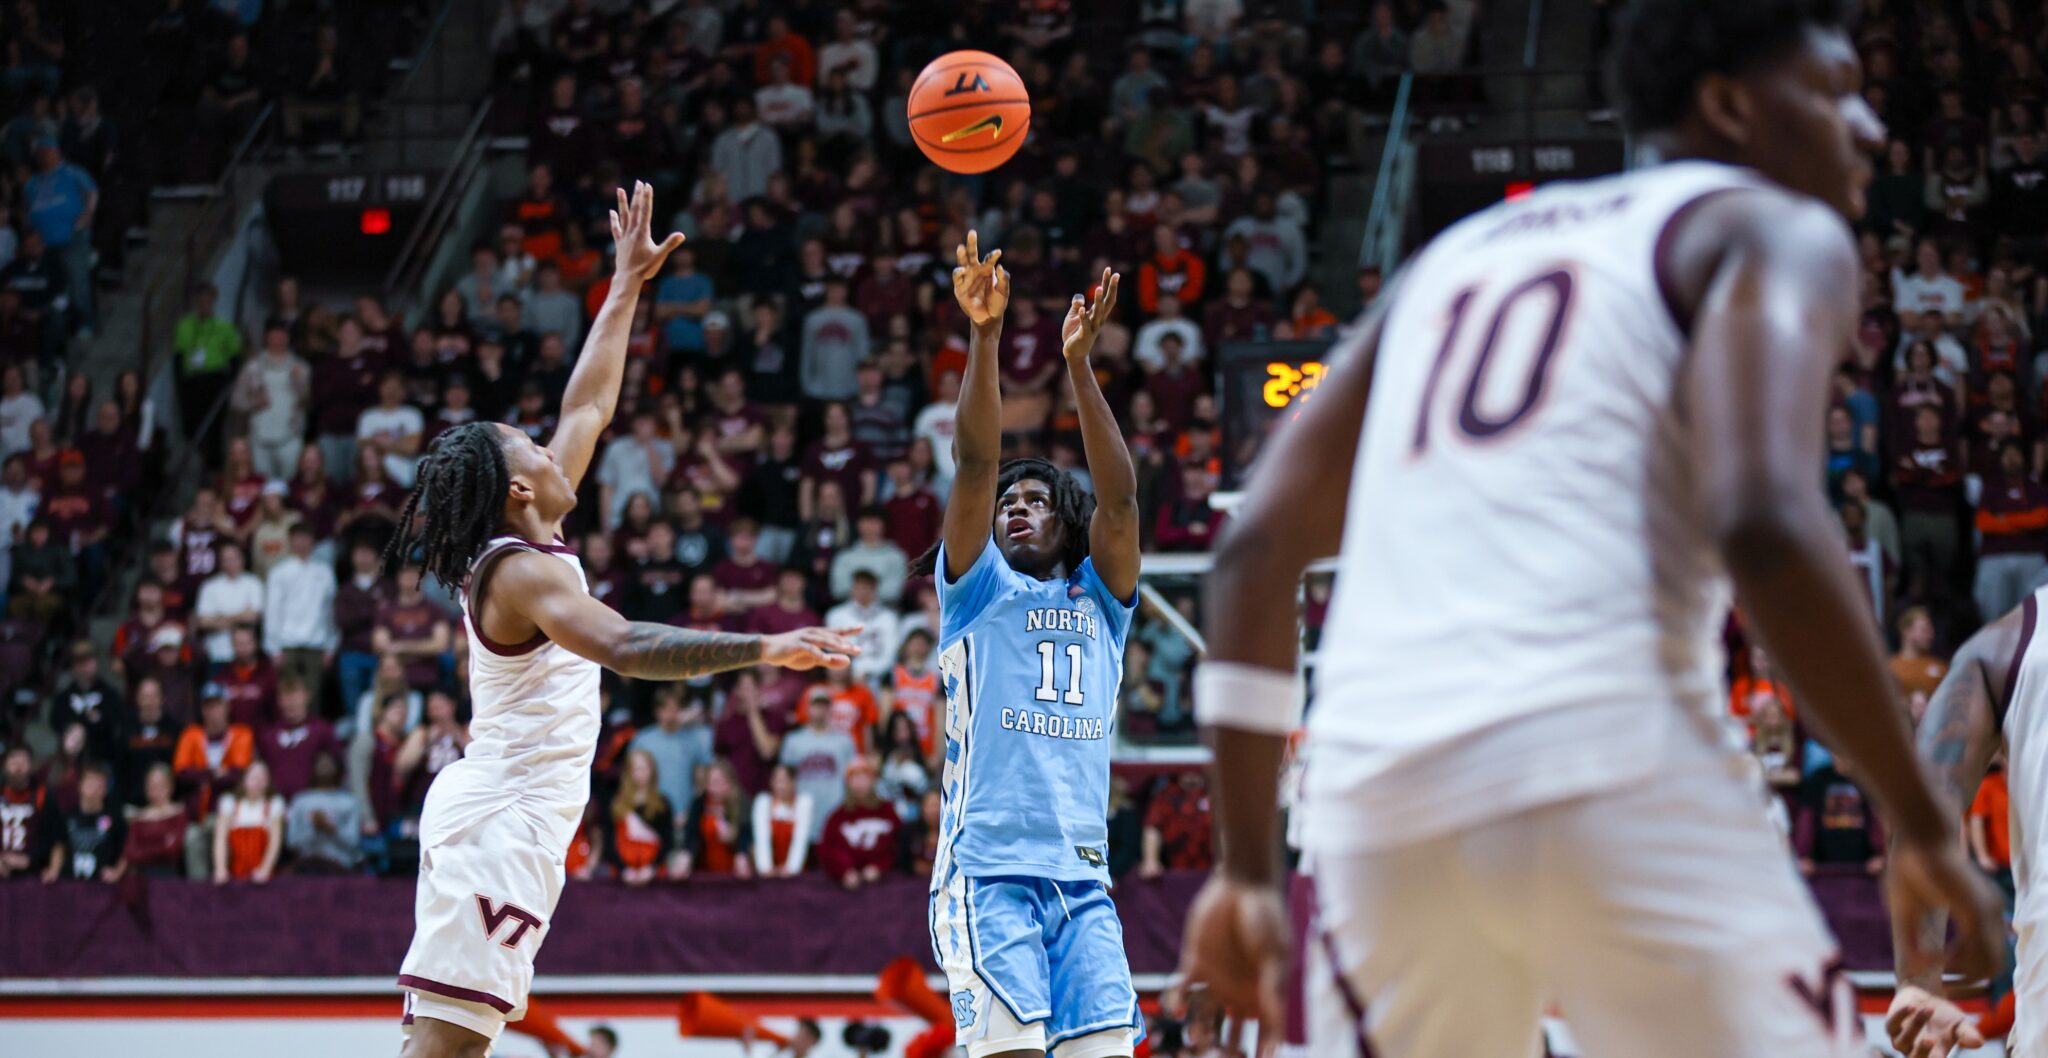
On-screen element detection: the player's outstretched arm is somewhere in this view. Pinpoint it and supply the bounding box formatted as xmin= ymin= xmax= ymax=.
xmin=491 ymin=551 xmax=858 ymax=678
xmin=548 ymin=180 xmax=685 ymax=490
xmin=938 ymin=231 xmax=1008 ymax=582
xmin=1060 ymin=268 xmax=1140 ymax=599
xmin=1177 ymin=294 xmax=1390 ymax=1029
xmin=1674 ymin=190 xmax=2003 ymax=982
xmin=1886 ymin=614 xmax=2015 ymax=1057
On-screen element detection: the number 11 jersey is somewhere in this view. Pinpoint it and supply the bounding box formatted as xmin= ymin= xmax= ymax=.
xmin=930 ymin=535 xmax=1135 ymax=890
xmin=1306 ymin=160 xmax=1778 ymax=856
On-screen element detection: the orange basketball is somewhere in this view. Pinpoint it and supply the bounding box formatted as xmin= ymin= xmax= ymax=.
xmin=908 ymin=50 xmax=1031 ymax=174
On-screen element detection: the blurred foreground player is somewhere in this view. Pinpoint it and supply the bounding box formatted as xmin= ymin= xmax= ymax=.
xmin=1178 ymin=2 xmax=2003 ymax=1055
xmin=387 ymin=184 xmax=858 ymax=1058
xmin=1886 ymin=590 xmax=2045 ymax=1056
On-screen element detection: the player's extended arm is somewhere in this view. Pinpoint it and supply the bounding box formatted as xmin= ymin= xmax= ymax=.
xmin=1885 ymin=616 xmax=2015 ymax=1056
xmin=938 ymin=231 xmax=1009 ymax=581
xmin=491 ymin=550 xmax=858 ymax=679
xmin=1177 ymin=296 xmax=1388 ymax=1026
xmin=548 ymin=180 xmax=685 ymax=490
xmin=1061 ymin=269 xmax=1140 ymax=599
xmin=1675 ymin=191 xmax=2002 ymax=978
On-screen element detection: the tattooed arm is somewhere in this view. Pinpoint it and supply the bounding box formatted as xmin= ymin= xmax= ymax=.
xmin=486 ymin=551 xmax=859 ymax=678
xmin=1886 ymin=608 xmax=2021 ymax=1056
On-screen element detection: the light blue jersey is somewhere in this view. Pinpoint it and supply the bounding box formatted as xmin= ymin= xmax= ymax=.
xmin=931 ymin=535 xmax=1136 ymax=889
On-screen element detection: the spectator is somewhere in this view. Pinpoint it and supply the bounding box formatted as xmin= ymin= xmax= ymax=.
xmin=216 ymin=624 xmax=277 ymax=730
xmin=172 ymin=284 xmax=241 ymax=456
xmin=830 ymin=509 xmax=908 ymax=604
xmin=8 ymin=516 xmax=70 ymax=625
xmin=710 ymin=98 xmax=782 ymax=204
xmin=819 ymin=758 xmax=899 ymax=890
xmin=1206 ymin=267 xmax=1277 ymax=347
xmin=258 ymin=678 xmax=341 ymax=801
xmin=46 ymin=638 xmax=120 ymax=761
xmin=676 ymin=757 xmax=753 ymax=879
xmin=873 ymin=710 xmax=929 ymax=820
xmin=1351 ymin=2 xmax=1411 ymax=99
xmin=24 ymin=137 xmax=96 ymax=333
xmin=1409 ymin=4 xmax=1465 ymax=75
xmin=211 ymin=758 xmax=284 ymax=885
xmin=714 ymin=667 xmax=792 ymax=797
xmin=196 ymin=33 xmax=265 ymax=179
xmin=753 ymin=14 xmax=816 ymax=86
xmin=1139 ymin=770 xmax=1214 ymax=878
xmin=356 ymin=371 xmax=424 ymax=488
xmin=609 ymin=749 xmax=671 ymax=886
xmin=41 ymin=761 xmax=123 ymax=883
xmin=1892 ymin=238 xmax=1966 ymax=329
xmin=815 ymin=664 xmax=882 ymax=754
xmin=0 ymin=744 xmax=46 ymax=879
xmin=815 ymin=69 xmax=872 ymax=145
xmin=630 ymin=684 xmax=714 ymax=819
xmin=0 ymin=452 xmax=36 ymax=586
xmin=286 ymin=752 xmax=360 ymax=873
xmin=750 ymin=761 xmax=813 ymax=877
xmin=597 ymin=409 xmax=676 ymax=529
xmin=230 ymin=322 xmax=311 ymax=479
xmin=826 ymin=569 xmax=900 ymax=685
xmin=780 ymin=686 xmax=856 ymax=840
xmin=1974 ymin=443 xmax=2048 ymax=619
xmin=1222 ymin=192 xmax=1308 ymax=295
xmin=801 ymin=279 xmax=871 ymax=402
xmin=1134 ymin=295 xmax=1206 ymax=375
xmin=1890 ymin=606 xmax=1949 ymax=702
xmin=1892 ymin=405 xmax=1964 ymax=600
xmin=1155 ymin=463 xmax=1223 ymax=551
xmin=1794 ymin=766 xmax=1886 ymax=878
xmin=264 ymin=523 xmax=337 ymax=712
xmin=0 ymin=364 xmax=42 ymax=457
xmin=848 ymin=360 xmax=908 ymax=461
xmin=124 ymin=763 xmax=186 ymax=878
xmin=281 ymin=23 xmax=362 ymax=145
xmin=754 ymin=55 xmax=815 ymax=131
xmin=654 ymin=245 xmax=714 ymax=356
xmin=395 ymin=691 xmax=469 ymax=815
xmin=373 ymin=565 xmax=452 ymax=691
xmin=527 ymin=263 xmax=585 ymax=351
xmin=193 ymin=542 xmax=263 ymax=665
xmin=117 ymin=678 xmax=179 ymax=804
xmin=1970 ymin=757 xmax=2012 ymax=893
xmin=247 ymin=482 xmax=298 ymax=576
xmin=333 ymin=542 xmax=387 ymax=723
xmin=912 ymin=370 xmax=960 ymax=489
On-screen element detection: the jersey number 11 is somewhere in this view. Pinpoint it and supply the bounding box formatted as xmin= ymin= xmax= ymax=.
xmin=1035 ymin=641 xmax=1086 ymax=706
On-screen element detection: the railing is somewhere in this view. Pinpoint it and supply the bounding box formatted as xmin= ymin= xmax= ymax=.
xmin=1358 ymin=73 xmax=1414 ymax=273
xmin=383 ymin=98 xmax=496 ymax=318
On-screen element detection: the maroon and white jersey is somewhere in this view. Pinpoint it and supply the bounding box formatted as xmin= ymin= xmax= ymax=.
xmin=431 ymin=535 xmax=602 ymax=858
xmin=1306 ymin=161 xmax=1779 ymax=853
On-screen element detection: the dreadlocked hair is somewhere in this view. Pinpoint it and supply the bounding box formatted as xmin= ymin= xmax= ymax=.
xmin=910 ymin=457 xmax=1096 ymax=577
xmin=381 ymin=422 xmax=514 ymax=591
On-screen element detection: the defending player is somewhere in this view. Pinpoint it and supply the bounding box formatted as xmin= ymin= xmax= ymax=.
xmin=1177 ymin=2 xmax=2002 ymax=1055
xmin=388 ymin=183 xmax=859 ymax=1058
xmin=1885 ymin=594 xmax=2036 ymax=1057
xmin=925 ymin=236 xmax=1144 ymax=1058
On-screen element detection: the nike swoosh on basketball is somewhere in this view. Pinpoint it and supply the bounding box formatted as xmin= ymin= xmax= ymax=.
xmin=942 ymin=115 xmax=1005 ymax=143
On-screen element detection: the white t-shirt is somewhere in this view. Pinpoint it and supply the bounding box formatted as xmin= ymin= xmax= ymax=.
xmin=817 ymin=40 xmax=878 ymax=91
xmin=0 ymin=392 xmax=45 ymax=457
xmin=195 ymin=572 xmax=266 ymax=663
xmin=0 ymin=483 xmax=36 ymax=546
xmin=1892 ymin=269 xmax=1968 ymax=318
xmin=356 ymin=403 xmax=424 ymax=446
xmin=754 ymin=84 xmax=815 ymax=128
xmin=1133 ymin=318 xmax=1206 ymax=373
xmin=913 ymin=401 xmax=959 ymax=485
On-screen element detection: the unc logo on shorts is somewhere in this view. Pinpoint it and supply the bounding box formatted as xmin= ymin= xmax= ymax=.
xmin=952 ymin=989 xmax=977 ymax=1029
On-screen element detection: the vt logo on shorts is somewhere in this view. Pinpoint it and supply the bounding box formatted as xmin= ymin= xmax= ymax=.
xmin=474 ymin=894 xmax=545 ymax=949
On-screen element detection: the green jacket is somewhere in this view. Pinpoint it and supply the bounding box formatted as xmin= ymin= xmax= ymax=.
xmin=173 ymin=313 xmax=244 ymax=376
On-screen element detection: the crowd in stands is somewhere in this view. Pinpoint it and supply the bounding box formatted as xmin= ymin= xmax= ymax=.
xmin=3 ymin=0 xmax=1494 ymax=886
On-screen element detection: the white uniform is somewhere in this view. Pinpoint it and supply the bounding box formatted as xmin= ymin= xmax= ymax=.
xmin=2001 ymin=591 xmax=2048 ymax=1055
xmin=1301 ymin=162 xmax=1858 ymax=1058
xmin=398 ymin=535 xmax=601 ymax=1046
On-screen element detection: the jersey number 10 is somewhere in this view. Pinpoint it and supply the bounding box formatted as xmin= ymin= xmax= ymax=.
xmin=1411 ymin=268 xmax=1577 ymax=454
xmin=1034 ymin=641 xmax=1086 ymax=706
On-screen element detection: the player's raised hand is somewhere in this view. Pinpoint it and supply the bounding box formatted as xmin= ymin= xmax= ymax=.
xmin=1177 ymin=875 xmax=1289 ymax=1031
xmin=1886 ymin=985 xmax=1984 ymax=1058
xmin=951 ymin=230 xmax=1010 ymax=328
xmin=609 ymin=180 xmax=686 ymax=280
xmin=1062 ymin=268 xmax=1120 ymax=363
xmin=761 ymin=625 xmax=863 ymax=671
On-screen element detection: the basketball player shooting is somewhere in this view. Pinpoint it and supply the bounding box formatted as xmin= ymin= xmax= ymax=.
xmin=1177 ymin=2 xmax=2002 ymax=1055
xmin=384 ymin=182 xmax=859 ymax=1058
xmin=923 ymin=235 xmax=1147 ymax=1058
xmin=1886 ymin=593 xmax=2038 ymax=1057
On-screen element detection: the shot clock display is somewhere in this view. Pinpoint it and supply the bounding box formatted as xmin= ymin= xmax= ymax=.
xmin=263 ymin=171 xmax=433 ymax=279
xmin=1217 ymin=340 xmax=1334 ymax=491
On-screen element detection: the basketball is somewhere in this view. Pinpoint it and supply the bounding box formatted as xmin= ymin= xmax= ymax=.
xmin=908 ymin=50 xmax=1030 ymax=174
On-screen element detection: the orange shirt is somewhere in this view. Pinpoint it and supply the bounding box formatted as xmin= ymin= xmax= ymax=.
xmin=1727 ymin=676 xmax=1793 ymax=723
xmin=799 ymin=685 xmax=881 ymax=752
xmin=891 ymin=665 xmax=942 ymax=756
xmin=1890 ymin=654 xmax=1949 ymax=700
xmin=1972 ymin=767 xmax=2012 ymax=868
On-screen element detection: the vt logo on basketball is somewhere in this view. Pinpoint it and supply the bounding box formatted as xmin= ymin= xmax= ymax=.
xmin=942 ymin=115 xmax=1005 ymax=143
xmin=945 ymin=71 xmax=991 ymax=95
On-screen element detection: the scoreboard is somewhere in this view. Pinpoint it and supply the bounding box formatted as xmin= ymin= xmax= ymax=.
xmin=264 ymin=171 xmax=433 ymax=279
xmin=1216 ymin=340 xmax=1335 ymax=492
xmin=1413 ymin=138 xmax=1627 ymax=240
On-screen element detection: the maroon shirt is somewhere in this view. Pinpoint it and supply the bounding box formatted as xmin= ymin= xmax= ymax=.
xmin=334 ymin=576 xmax=387 ymax=654
xmin=368 ymin=729 xmax=405 ymax=827
xmin=312 ymin=347 xmax=385 ymax=436
xmin=290 ymin=478 xmax=343 ymax=542
xmin=1205 ymin=299 xmax=1275 ymax=347
xmin=998 ymin=315 xmax=1062 ymax=389
xmin=884 ymin=488 xmax=942 ymax=559
xmin=1892 ymin=440 xmax=1965 ymax=513
xmin=1146 ymin=364 xmax=1206 ymax=432
xmin=801 ymin=440 xmax=872 ymax=509
xmin=215 ymin=658 xmax=279 ymax=730
xmin=1979 ymin=474 xmax=2048 ymax=556
xmin=746 ymin=602 xmax=822 ymax=637
xmin=257 ymin=717 xmax=343 ymax=799
xmin=377 ymin=596 xmax=450 ymax=689
xmin=41 ymin=483 xmax=111 ymax=551
xmin=175 ymin=519 xmax=223 ymax=599
xmin=712 ymin=555 xmax=778 ymax=596
xmin=818 ymin=800 xmax=902 ymax=879
xmin=713 ymin=697 xmax=795 ymax=795
xmin=77 ymin=429 xmax=139 ymax=493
